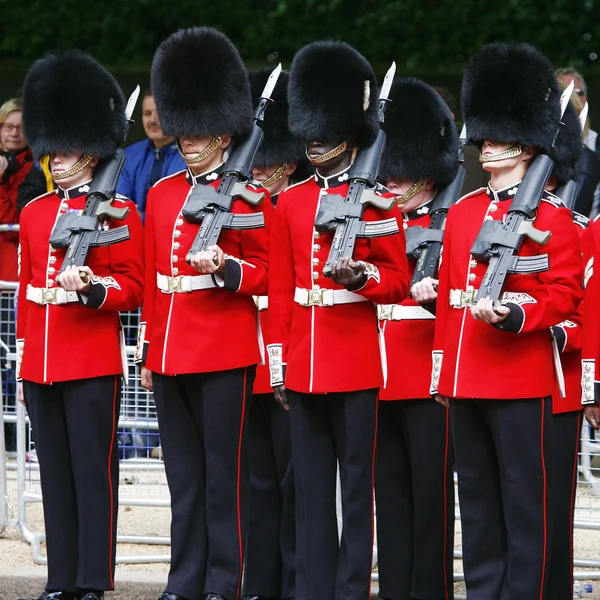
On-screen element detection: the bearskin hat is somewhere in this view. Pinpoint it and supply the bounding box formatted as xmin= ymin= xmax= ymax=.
xmin=22 ymin=50 xmax=126 ymax=161
xmin=550 ymin=101 xmax=583 ymax=185
xmin=462 ymin=42 xmax=562 ymax=152
xmin=151 ymin=27 xmax=253 ymax=140
xmin=288 ymin=41 xmax=379 ymax=148
xmin=249 ymin=69 xmax=304 ymax=168
xmin=380 ymin=77 xmax=458 ymax=188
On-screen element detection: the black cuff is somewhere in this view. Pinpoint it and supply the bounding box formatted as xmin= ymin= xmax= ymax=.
xmin=79 ymin=281 xmax=107 ymax=309
xmin=135 ymin=341 xmax=149 ymax=366
xmin=219 ymin=258 xmax=243 ymax=292
xmin=551 ymin=325 xmax=567 ymax=353
xmin=492 ymin=302 xmax=524 ymax=333
xmin=346 ymin=273 xmax=368 ymax=291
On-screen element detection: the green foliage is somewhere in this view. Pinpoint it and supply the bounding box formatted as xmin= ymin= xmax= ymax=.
xmin=0 ymin=0 xmax=599 ymax=71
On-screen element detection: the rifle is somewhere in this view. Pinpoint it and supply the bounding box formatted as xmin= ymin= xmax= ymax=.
xmin=470 ymin=81 xmax=575 ymax=304
xmin=313 ymin=62 xmax=400 ymax=278
xmin=409 ymin=125 xmax=467 ymax=285
xmin=51 ymin=86 xmax=141 ymax=280
xmin=182 ymin=64 xmax=282 ymax=263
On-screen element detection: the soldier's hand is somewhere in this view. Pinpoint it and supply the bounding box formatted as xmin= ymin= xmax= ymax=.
xmin=470 ymin=297 xmax=509 ymax=324
xmin=57 ymin=265 xmax=92 ymax=293
xmin=17 ymin=381 xmax=25 ymax=406
xmin=190 ymin=244 xmax=225 ymax=275
xmin=274 ymin=385 xmax=289 ymax=410
xmin=585 ymin=405 xmax=600 ymax=430
xmin=411 ymin=277 xmax=438 ymax=303
xmin=141 ymin=366 xmax=154 ymax=392
xmin=435 ymin=394 xmax=450 ymax=408
xmin=331 ymin=257 xmax=365 ymax=286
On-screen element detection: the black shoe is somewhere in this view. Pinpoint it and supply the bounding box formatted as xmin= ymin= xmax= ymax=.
xmin=205 ymin=594 xmax=228 ymax=600
xmin=78 ymin=594 xmax=103 ymax=600
xmin=158 ymin=594 xmax=189 ymax=600
xmin=19 ymin=593 xmax=77 ymax=600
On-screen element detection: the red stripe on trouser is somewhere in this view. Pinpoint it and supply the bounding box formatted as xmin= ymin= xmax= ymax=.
xmin=235 ymin=368 xmax=248 ymax=600
xmin=443 ymin=407 xmax=450 ymax=600
xmin=539 ymin=399 xmax=548 ymax=600
xmin=107 ymin=377 xmax=118 ymax=589
xmin=369 ymin=393 xmax=379 ymax=600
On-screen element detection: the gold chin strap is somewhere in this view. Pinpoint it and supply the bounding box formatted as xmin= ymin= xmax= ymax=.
xmin=306 ymin=141 xmax=348 ymax=164
xmin=396 ymin=178 xmax=426 ymax=205
xmin=260 ymin=164 xmax=288 ymax=189
xmin=52 ymin=154 xmax=93 ymax=181
xmin=479 ymin=143 xmax=523 ymax=163
xmin=179 ymin=136 xmax=223 ymax=164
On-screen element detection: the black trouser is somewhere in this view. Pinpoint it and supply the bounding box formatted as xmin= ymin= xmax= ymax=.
xmin=244 ymin=393 xmax=295 ymax=599
xmin=288 ymin=389 xmax=378 ymax=600
xmin=375 ymin=399 xmax=454 ymax=600
xmin=153 ymin=367 xmax=254 ymax=600
xmin=547 ymin=410 xmax=581 ymax=600
xmin=24 ymin=375 xmax=121 ymax=593
xmin=450 ymin=398 xmax=552 ymax=600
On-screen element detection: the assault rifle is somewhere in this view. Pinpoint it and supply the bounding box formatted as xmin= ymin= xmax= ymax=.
xmin=313 ymin=62 xmax=400 ymax=278
xmin=471 ymin=80 xmax=575 ymax=304
xmin=51 ymin=86 xmax=141 ymax=279
xmin=409 ymin=125 xmax=467 ymax=285
xmin=182 ymin=64 xmax=282 ymax=263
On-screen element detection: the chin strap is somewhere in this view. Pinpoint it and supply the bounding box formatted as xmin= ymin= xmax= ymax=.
xmin=479 ymin=143 xmax=523 ymax=163
xmin=52 ymin=154 xmax=93 ymax=182
xmin=178 ymin=136 xmax=223 ymax=164
xmin=260 ymin=164 xmax=289 ymax=189
xmin=306 ymin=141 xmax=348 ymax=164
xmin=395 ymin=178 xmax=427 ymax=205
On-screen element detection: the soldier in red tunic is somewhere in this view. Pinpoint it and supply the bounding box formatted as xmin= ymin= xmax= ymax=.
xmin=136 ymin=28 xmax=272 ymax=600
xmin=18 ymin=51 xmax=144 ymax=600
xmin=243 ymin=69 xmax=304 ymax=600
xmin=267 ymin=41 xmax=410 ymax=600
xmin=374 ymin=77 xmax=457 ymax=600
xmin=412 ymin=43 xmax=583 ymax=599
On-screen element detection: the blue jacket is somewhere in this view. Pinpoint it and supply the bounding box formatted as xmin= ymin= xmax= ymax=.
xmin=117 ymin=139 xmax=186 ymax=219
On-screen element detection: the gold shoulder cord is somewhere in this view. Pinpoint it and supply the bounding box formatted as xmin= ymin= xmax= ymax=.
xmin=395 ymin=178 xmax=426 ymax=205
xmin=52 ymin=154 xmax=94 ymax=181
xmin=179 ymin=136 xmax=223 ymax=164
xmin=307 ymin=141 xmax=348 ymax=164
xmin=261 ymin=164 xmax=288 ymax=189
xmin=479 ymin=143 xmax=523 ymax=163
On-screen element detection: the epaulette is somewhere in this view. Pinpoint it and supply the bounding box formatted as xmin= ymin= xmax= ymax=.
xmin=455 ymin=186 xmax=487 ymax=205
xmin=152 ymin=169 xmax=187 ymax=188
xmin=573 ymin=211 xmax=590 ymax=229
xmin=540 ymin=190 xmax=565 ymax=209
xmin=281 ymin=175 xmax=313 ymax=193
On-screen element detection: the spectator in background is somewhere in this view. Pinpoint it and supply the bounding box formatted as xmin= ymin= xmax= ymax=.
xmin=17 ymin=156 xmax=54 ymax=212
xmin=116 ymin=90 xmax=185 ymax=220
xmin=0 ymin=99 xmax=33 ymax=282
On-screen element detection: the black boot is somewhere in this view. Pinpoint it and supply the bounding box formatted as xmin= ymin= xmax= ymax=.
xmin=19 ymin=592 xmax=77 ymax=600
xmin=78 ymin=593 xmax=103 ymax=600
xmin=157 ymin=594 xmax=190 ymax=600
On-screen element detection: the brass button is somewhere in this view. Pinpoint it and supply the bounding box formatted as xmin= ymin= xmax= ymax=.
xmin=313 ymin=230 xmax=321 ymax=239
xmin=313 ymin=284 xmax=320 ymax=290
xmin=50 ymin=246 xmax=57 ymax=253
xmin=470 ymin=259 xmax=477 ymax=268
xmin=489 ymin=204 xmax=498 ymax=212
xmin=176 ymin=218 xmax=184 ymax=226
xmin=172 ymin=267 xmax=179 ymax=276
xmin=174 ymin=230 xmax=181 ymax=238
xmin=312 ymin=271 xmax=319 ymax=280
xmin=47 ymin=267 xmax=55 ymax=275
xmin=312 ymin=258 xmax=319 ymax=266
xmin=46 ymin=279 xmax=54 ymax=287
xmin=60 ymin=202 xmax=68 ymax=210
xmin=173 ymin=242 xmax=180 ymax=250
xmin=172 ymin=255 xmax=179 ymax=263
xmin=468 ymin=273 xmax=476 ymax=282
xmin=467 ymin=285 xmax=474 ymax=291
xmin=313 ymin=244 xmax=321 ymax=252
xmin=49 ymin=256 xmax=57 ymax=264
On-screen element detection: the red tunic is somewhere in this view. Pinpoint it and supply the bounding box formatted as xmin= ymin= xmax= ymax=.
xmin=138 ymin=167 xmax=272 ymax=375
xmin=432 ymin=184 xmax=582 ymax=400
xmin=17 ymin=182 xmax=144 ymax=383
xmin=0 ymin=148 xmax=33 ymax=281
xmin=267 ymin=169 xmax=410 ymax=394
xmin=379 ymin=203 xmax=435 ymax=400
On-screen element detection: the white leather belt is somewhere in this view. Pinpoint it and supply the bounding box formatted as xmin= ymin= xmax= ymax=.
xmin=255 ymin=296 xmax=268 ymax=311
xmin=377 ymin=304 xmax=435 ymax=320
xmin=157 ymin=272 xmax=216 ymax=293
xmin=450 ymin=288 xmax=525 ymax=308
xmin=26 ymin=285 xmax=78 ymax=305
xmin=294 ymin=287 xmax=368 ymax=307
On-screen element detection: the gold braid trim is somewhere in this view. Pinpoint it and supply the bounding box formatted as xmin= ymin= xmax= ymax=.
xmin=396 ymin=178 xmax=426 ymax=205
xmin=52 ymin=154 xmax=93 ymax=181
xmin=306 ymin=141 xmax=348 ymax=164
xmin=260 ymin=164 xmax=288 ymax=189
xmin=479 ymin=143 xmax=523 ymax=163
xmin=179 ymin=136 xmax=223 ymax=164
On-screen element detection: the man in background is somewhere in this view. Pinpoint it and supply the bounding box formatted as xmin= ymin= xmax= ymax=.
xmin=117 ymin=90 xmax=185 ymax=220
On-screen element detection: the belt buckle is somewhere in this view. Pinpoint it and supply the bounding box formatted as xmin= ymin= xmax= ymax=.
xmin=167 ymin=276 xmax=183 ymax=293
xmin=307 ymin=289 xmax=325 ymax=306
xmin=378 ymin=305 xmax=393 ymax=320
xmin=43 ymin=289 xmax=57 ymax=305
xmin=461 ymin=288 xmax=476 ymax=307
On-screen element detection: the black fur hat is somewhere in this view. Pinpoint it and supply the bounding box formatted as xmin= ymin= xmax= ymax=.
xmin=288 ymin=41 xmax=379 ymax=147
xmin=462 ymin=42 xmax=561 ymax=152
xmin=550 ymin=101 xmax=583 ymax=185
xmin=380 ymin=77 xmax=458 ymax=188
xmin=22 ymin=50 xmax=126 ymax=160
xmin=151 ymin=27 xmax=253 ymax=139
xmin=249 ymin=69 xmax=304 ymax=168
